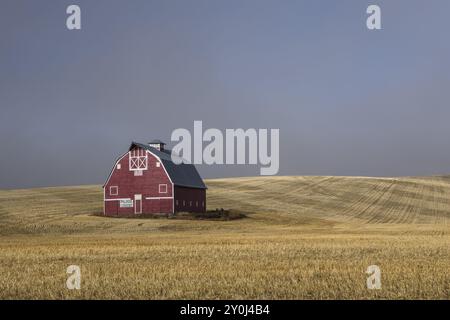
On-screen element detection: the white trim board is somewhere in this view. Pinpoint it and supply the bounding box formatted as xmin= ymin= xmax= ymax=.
xmin=104 ymin=198 xmax=132 ymax=202
xmin=145 ymin=197 xmax=174 ymax=200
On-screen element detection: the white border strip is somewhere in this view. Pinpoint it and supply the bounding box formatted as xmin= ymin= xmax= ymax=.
xmin=145 ymin=197 xmax=174 ymax=200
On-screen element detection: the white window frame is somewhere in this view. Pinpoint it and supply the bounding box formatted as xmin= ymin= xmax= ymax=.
xmin=117 ymin=163 xmax=121 ymax=170
xmin=156 ymin=162 xmax=160 ymax=167
xmin=159 ymin=184 xmax=168 ymax=194
xmin=110 ymin=186 xmax=118 ymax=196
xmin=129 ymin=148 xmax=148 ymax=171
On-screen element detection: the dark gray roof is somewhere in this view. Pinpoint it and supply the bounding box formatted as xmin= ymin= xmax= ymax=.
xmin=131 ymin=142 xmax=207 ymax=189
xmin=148 ymin=139 xmax=166 ymax=145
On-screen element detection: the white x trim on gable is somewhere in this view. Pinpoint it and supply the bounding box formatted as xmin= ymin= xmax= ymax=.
xmin=129 ymin=148 xmax=148 ymax=171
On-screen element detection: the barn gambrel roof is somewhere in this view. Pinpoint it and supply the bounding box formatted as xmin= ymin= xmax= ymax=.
xmin=130 ymin=142 xmax=207 ymax=189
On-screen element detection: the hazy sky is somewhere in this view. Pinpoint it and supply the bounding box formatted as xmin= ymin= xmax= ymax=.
xmin=1 ymin=0 xmax=450 ymax=188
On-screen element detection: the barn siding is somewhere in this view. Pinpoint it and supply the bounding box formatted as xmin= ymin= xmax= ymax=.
xmin=104 ymin=147 xmax=174 ymax=216
xmin=174 ymin=186 xmax=206 ymax=213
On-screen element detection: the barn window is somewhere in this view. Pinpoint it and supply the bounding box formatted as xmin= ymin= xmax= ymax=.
xmin=189 ymin=201 xmax=192 ymax=207
xmin=110 ymin=186 xmax=118 ymax=196
xmin=202 ymin=201 xmax=205 ymax=207
xmin=176 ymin=200 xmax=179 ymax=206
xmin=183 ymin=200 xmax=185 ymax=206
xmin=129 ymin=148 xmax=148 ymax=171
xmin=196 ymin=201 xmax=198 ymax=207
xmin=117 ymin=163 xmax=121 ymax=170
xmin=156 ymin=162 xmax=160 ymax=167
xmin=159 ymin=184 xmax=167 ymax=193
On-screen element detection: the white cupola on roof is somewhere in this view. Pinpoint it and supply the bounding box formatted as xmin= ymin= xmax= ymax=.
xmin=148 ymin=139 xmax=166 ymax=151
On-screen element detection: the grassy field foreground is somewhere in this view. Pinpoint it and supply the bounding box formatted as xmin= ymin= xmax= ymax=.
xmin=0 ymin=176 xmax=449 ymax=299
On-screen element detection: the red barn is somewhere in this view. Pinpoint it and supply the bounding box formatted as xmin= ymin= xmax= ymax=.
xmin=103 ymin=140 xmax=207 ymax=216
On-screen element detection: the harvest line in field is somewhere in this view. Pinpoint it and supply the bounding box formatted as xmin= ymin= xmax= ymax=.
xmin=0 ymin=176 xmax=449 ymax=299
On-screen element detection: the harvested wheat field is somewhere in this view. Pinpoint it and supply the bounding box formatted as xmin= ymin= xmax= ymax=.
xmin=0 ymin=176 xmax=449 ymax=299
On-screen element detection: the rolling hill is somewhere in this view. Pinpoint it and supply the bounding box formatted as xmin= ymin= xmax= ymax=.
xmin=0 ymin=176 xmax=449 ymax=235
xmin=0 ymin=176 xmax=449 ymax=299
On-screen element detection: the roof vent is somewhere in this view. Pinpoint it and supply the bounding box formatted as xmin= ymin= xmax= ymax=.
xmin=148 ymin=139 xmax=166 ymax=151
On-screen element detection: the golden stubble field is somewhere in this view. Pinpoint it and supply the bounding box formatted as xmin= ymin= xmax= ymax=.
xmin=0 ymin=176 xmax=449 ymax=299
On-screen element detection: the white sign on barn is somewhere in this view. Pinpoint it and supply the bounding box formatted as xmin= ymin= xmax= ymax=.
xmin=120 ymin=199 xmax=133 ymax=208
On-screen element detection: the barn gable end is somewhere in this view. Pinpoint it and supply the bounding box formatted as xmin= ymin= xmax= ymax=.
xmin=103 ymin=141 xmax=206 ymax=216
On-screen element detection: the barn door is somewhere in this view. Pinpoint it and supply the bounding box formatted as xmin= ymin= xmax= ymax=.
xmin=134 ymin=194 xmax=142 ymax=214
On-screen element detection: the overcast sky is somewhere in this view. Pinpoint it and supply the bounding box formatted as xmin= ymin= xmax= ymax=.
xmin=1 ymin=0 xmax=450 ymax=189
